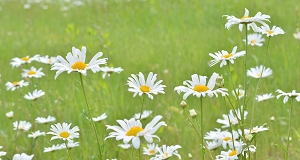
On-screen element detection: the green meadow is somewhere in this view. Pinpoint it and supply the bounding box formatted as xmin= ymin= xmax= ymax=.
xmin=1 ymin=0 xmax=300 ymax=159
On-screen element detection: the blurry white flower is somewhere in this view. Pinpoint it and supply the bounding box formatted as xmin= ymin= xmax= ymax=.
xmin=22 ymin=66 xmax=45 ymax=78
xmin=92 ymin=113 xmax=107 ymax=122
xmin=256 ymin=93 xmax=274 ymax=102
xmin=134 ymin=110 xmax=153 ymax=120
xmin=12 ymin=153 xmax=34 ymax=160
xmin=127 ymin=72 xmax=166 ymax=99
xmin=259 ymin=25 xmax=285 ymax=37
xmin=243 ymin=33 xmax=265 ymax=46
xmin=245 ymin=125 xmax=269 ymax=134
xmin=24 ymin=89 xmax=45 ymax=101
xmin=293 ymin=29 xmax=300 ymax=41
xmin=44 ymin=144 xmax=62 ymax=153
xmin=60 ymin=141 xmax=80 ymax=149
xmin=38 ymin=55 xmax=58 ymax=65
xmin=209 ymin=46 xmax=246 ymax=67
xmin=0 ymin=146 xmax=6 ymax=157
xmin=5 ymin=80 xmax=29 ymax=91
xmin=36 ymin=116 xmax=56 ymax=124
xmin=98 ymin=66 xmax=123 ymax=79
xmin=28 ymin=130 xmax=46 ymax=139
xmin=276 ymin=89 xmax=300 ymax=103
xmin=10 ymin=55 xmax=39 ymax=68
xmin=6 ymin=111 xmax=14 ymax=118
xmin=217 ymin=108 xmax=248 ymax=128
xmin=232 ymin=88 xmax=245 ymax=99
xmin=13 ymin=120 xmax=32 ymax=132
xmin=118 ymin=143 xmax=131 ymax=149
xmin=150 ymin=145 xmax=181 ymax=160
xmin=247 ymin=65 xmax=272 ymax=78
xmin=143 ymin=143 xmax=158 ymax=155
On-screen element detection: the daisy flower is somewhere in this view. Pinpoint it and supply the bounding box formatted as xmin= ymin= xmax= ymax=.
xmin=24 ymin=89 xmax=45 ymax=101
xmin=276 ymin=89 xmax=300 ymax=103
xmin=174 ymin=72 xmax=228 ymax=100
xmin=105 ymin=115 xmax=167 ymax=149
xmin=216 ymin=148 xmax=242 ymax=160
xmin=247 ymin=65 xmax=272 ymax=78
xmin=232 ymin=88 xmax=245 ymax=99
xmin=150 ymin=145 xmax=181 ymax=160
xmin=44 ymin=144 xmax=62 ymax=153
xmin=127 ymin=72 xmax=166 ymax=99
xmin=47 ymin=122 xmax=80 ymax=142
xmin=22 ymin=66 xmax=45 ymax=78
xmin=13 ymin=121 xmax=32 ymax=132
xmin=51 ymin=46 xmax=107 ymax=79
xmin=134 ymin=110 xmax=153 ymax=120
xmin=92 ymin=113 xmax=107 ymax=122
xmin=256 ymin=93 xmax=274 ymax=102
xmin=208 ymin=46 xmax=246 ymax=67
xmin=245 ymin=125 xmax=269 ymax=134
xmin=217 ymin=108 xmax=248 ymax=128
xmin=60 ymin=141 xmax=80 ymax=149
xmin=206 ymin=140 xmax=221 ymax=150
xmin=10 ymin=55 xmax=40 ymax=68
xmin=98 ymin=66 xmax=123 ymax=79
xmin=0 ymin=146 xmax=6 ymax=158
xmin=6 ymin=111 xmax=14 ymax=118
xmin=243 ymin=33 xmax=265 ymax=46
xmin=118 ymin=143 xmax=132 ymax=149
xmin=28 ymin=130 xmax=46 ymax=139
xmin=12 ymin=153 xmax=34 ymax=160
xmin=293 ymin=29 xmax=300 ymax=41
xmin=38 ymin=55 xmax=58 ymax=65
xmin=143 ymin=143 xmax=158 ymax=156
xmin=205 ymin=129 xmax=239 ymax=149
xmin=259 ymin=25 xmax=285 ymax=37
xmin=223 ymin=8 xmax=270 ymax=32
xmin=5 ymin=80 xmax=29 ymax=91
xmin=36 ymin=116 xmax=56 ymax=124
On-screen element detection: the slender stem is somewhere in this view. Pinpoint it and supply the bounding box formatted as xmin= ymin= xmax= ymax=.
xmin=64 ymin=141 xmax=74 ymax=160
xmin=285 ymin=99 xmax=294 ymax=160
xmin=225 ymin=96 xmax=243 ymax=130
xmin=139 ymin=95 xmax=145 ymax=120
xmin=138 ymin=148 xmax=141 ymax=160
xmin=227 ymin=63 xmax=241 ymax=107
xmin=79 ymin=74 xmax=103 ymax=160
xmin=200 ymin=97 xmax=205 ymax=160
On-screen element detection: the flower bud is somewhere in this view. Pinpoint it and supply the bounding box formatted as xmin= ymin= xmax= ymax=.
xmin=215 ymin=75 xmax=225 ymax=88
xmin=180 ymin=100 xmax=187 ymax=109
xmin=189 ymin=109 xmax=197 ymax=118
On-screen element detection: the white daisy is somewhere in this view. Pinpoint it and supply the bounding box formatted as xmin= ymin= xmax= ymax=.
xmin=118 ymin=143 xmax=131 ymax=149
xmin=245 ymin=125 xmax=269 ymax=134
xmin=10 ymin=55 xmax=40 ymax=68
xmin=0 ymin=146 xmax=6 ymax=157
xmin=127 ymin=72 xmax=166 ymax=99
xmin=38 ymin=55 xmax=58 ymax=65
xmin=150 ymin=145 xmax=181 ymax=160
xmin=105 ymin=115 xmax=167 ymax=149
xmin=51 ymin=46 xmax=107 ymax=79
xmin=47 ymin=122 xmax=80 ymax=142
xmin=12 ymin=153 xmax=34 ymax=160
xmin=24 ymin=89 xmax=45 ymax=101
xmin=217 ymin=108 xmax=248 ymax=128
xmin=22 ymin=66 xmax=45 ymax=78
xmin=276 ymin=89 xmax=300 ymax=103
xmin=28 ymin=130 xmax=46 ymax=139
xmin=208 ymin=46 xmax=246 ymax=67
xmin=92 ymin=113 xmax=107 ymax=122
xmin=243 ymin=33 xmax=265 ymax=46
xmin=223 ymin=8 xmax=270 ymax=32
xmin=6 ymin=111 xmax=14 ymax=118
xmin=98 ymin=66 xmax=123 ymax=79
xmin=205 ymin=129 xmax=239 ymax=149
xmin=60 ymin=141 xmax=80 ymax=149
xmin=256 ymin=93 xmax=274 ymax=102
xmin=174 ymin=72 xmax=228 ymax=100
xmin=5 ymin=80 xmax=29 ymax=91
xmin=13 ymin=120 xmax=32 ymax=132
xmin=143 ymin=143 xmax=158 ymax=155
xmin=36 ymin=116 xmax=56 ymax=124
xmin=247 ymin=65 xmax=273 ymax=78
xmin=206 ymin=140 xmax=221 ymax=150
xmin=44 ymin=144 xmax=62 ymax=153
xmin=216 ymin=148 xmax=242 ymax=160
xmin=258 ymin=25 xmax=285 ymax=37
xmin=134 ymin=110 xmax=153 ymax=120
xmin=232 ymin=88 xmax=245 ymax=99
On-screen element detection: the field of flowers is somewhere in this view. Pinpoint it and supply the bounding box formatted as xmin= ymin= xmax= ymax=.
xmin=1 ymin=0 xmax=300 ymax=159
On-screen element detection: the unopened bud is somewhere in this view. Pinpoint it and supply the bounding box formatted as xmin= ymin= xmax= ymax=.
xmin=189 ymin=109 xmax=197 ymax=118
xmin=188 ymin=153 xmax=193 ymax=158
xmin=215 ymin=75 xmax=225 ymax=88
xmin=245 ymin=134 xmax=253 ymax=142
xmin=180 ymin=100 xmax=187 ymax=109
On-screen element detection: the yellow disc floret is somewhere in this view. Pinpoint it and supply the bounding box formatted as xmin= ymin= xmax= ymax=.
xmin=126 ymin=126 xmax=144 ymax=136
xmin=229 ymin=150 xmax=237 ymax=156
xmin=71 ymin=62 xmax=87 ymax=70
xmin=193 ymin=85 xmax=209 ymax=92
xmin=222 ymin=53 xmax=233 ymax=58
xmin=59 ymin=131 xmax=70 ymax=138
xmin=28 ymin=71 xmax=36 ymax=75
xmin=140 ymin=85 xmax=150 ymax=92
xmin=21 ymin=57 xmax=30 ymax=61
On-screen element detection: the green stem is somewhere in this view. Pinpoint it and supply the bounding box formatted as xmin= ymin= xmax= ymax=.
xmin=139 ymin=95 xmax=145 ymax=120
xmin=64 ymin=141 xmax=74 ymax=160
xmin=200 ymin=97 xmax=205 ymax=160
xmin=285 ymin=99 xmax=294 ymax=160
xmin=79 ymin=73 xmax=103 ymax=160
xmin=227 ymin=63 xmax=241 ymax=107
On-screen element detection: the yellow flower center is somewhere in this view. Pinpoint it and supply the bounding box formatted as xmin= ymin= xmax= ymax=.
xmin=257 ymin=73 xmax=261 ymax=77
xmin=250 ymin=128 xmax=258 ymax=133
xmin=250 ymin=40 xmax=257 ymax=44
xmin=229 ymin=150 xmax=237 ymax=156
xmin=13 ymin=81 xmax=19 ymax=86
xmin=21 ymin=57 xmax=30 ymax=61
xmin=48 ymin=59 xmax=52 ymax=63
xmin=140 ymin=85 xmax=150 ymax=92
xmin=240 ymin=16 xmax=250 ymax=20
xmin=28 ymin=71 xmax=36 ymax=75
xmin=149 ymin=149 xmax=156 ymax=155
xmin=222 ymin=53 xmax=233 ymax=58
xmin=238 ymin=92 xmax=243 ymax=97
xmin=267 ymin=30 xmax=274 ymax=35
xmin=193 ymin=85 xmax=209 ymax=92
xmin=71 ymin=61 xmax=87 ymax=70
xmin=223 ymin=137 xmax=232 ymax=141
xmin=59 ymin=131 xmax=70 ymax=138
xmin=126 ymin=126 xmax=144 ymax=136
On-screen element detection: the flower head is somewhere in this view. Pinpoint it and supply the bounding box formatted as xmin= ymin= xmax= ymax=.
xmin=24 ymin=89 xmax=45 ymax=101
xmin=0 ymin=146 xmax=6 ymax=158
xmin=28 ymin=130 xmax=46 ymax=139
xmin=223 ymin=8 xmax=270 ymax=32
xmin=276 ymin=89 xmax=300 ymax=103
xmin=22 ymin=66 xmax=45 ymax=78
xmin=6 ymin=111 xmax=14 ymax=118
xmin=247 ymin=65 xmax=272 ymax=78
xmin=92 ymin=113 xmax=107 ymax=122
xmin=143 ymin=143 xmax=158 ymax=155
xmin=5 ymin=80 xmax=29 ymax=91
xmin=245 ymin=125 xmax=269 ymax=134
xmin=150 ymin=145 xmax=181 ymax=160
xmin=243 ymin=33 xmax=265 ymax=46
xmin=256 ymin=93 xmax=274 ymax=102
xmin=38 ymin=55 xmax=58 ymax=65
xmin=258 ymin=25 xmax=285 ymax=37
xmin=98 ymin=66 xmax=123 ymax=79
xmin=60 ymin=140 xmax=80 ymax=149
xmin=13 ymin=121 xmax=32 ymax=132
xmin=51 ymin=46 xmax=107 ymax=79
xmin=294 ymin=29 xmax=300 ymax=41
xmin=209 ymin=46 xmax=246 ymax=67
xmin=127 ymin=72 xmax=166 ymax=99
xmin=44 ymin=144 xmax=62 ymax=153
xmin=10 ymin=55 xmax=40 ymax=68
xmin=174 ymin=73 xmax=228 ymax=100
xmin=217 ymin=108 xmax=248 ymax=128
xmin=105 ymin=115 xmax=167 ymax=149
xmin=47 ymin=122 xmax=80 ymax=142
xmin=232 ymin=88 xmax=245 ymax=99
xmin=134 ymin=110 xmax=153 ymax=120
xmin=36 ymin=116 xmax=56 ymax=124
xmin=12 ymin=153 xmax=34 ymax=160
xmin=118 ymin=143 xmax=132 ymax=149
